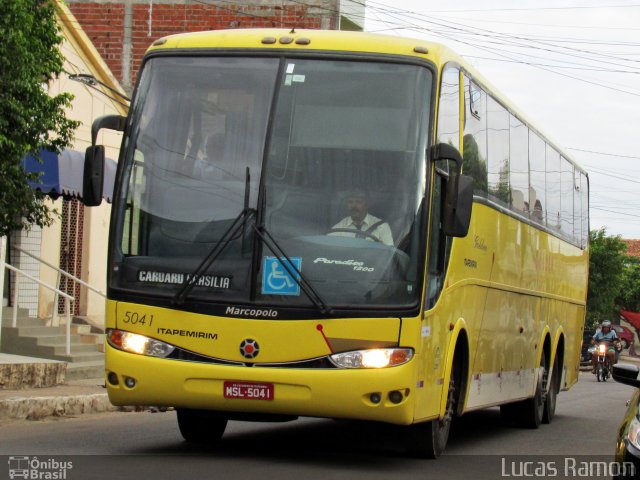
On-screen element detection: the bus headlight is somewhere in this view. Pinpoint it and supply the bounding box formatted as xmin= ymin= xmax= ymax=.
xmin=107 ymin=329 xmax=175 ymax=358
xmin=628 ymin=416 xmax=640 ymax=450
xmin=329 ymin=348 xmax=413 ymax=369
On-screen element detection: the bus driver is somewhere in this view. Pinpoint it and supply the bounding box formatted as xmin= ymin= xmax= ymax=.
xmin=328 ymin=188 xmax=394 ymax=246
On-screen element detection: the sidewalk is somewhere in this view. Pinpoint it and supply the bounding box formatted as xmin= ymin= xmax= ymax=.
xmin=0 ymin=353 xmax=115 ymax=421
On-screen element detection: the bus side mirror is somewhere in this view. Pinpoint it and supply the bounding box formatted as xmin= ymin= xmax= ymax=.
xmin=612 ymin=363 xmax=640 ymax=388
xmin=90 ymin=115 xmax=126 ymax=146
xmin=82 ymin=115 xmax=126 ymax=207
xmin=83 ymin=145 xmax=105 ymax=207
xmin=443 ymin=174 xmax=473 ymax=237
xmin=429 ymin=143 xmax=473 ymax=238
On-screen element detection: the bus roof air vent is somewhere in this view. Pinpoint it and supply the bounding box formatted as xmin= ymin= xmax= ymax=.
xmin=295 ymin=38 xmax=311 ymax=45
xmin=262 ymin=36 xmax=277 ymax=45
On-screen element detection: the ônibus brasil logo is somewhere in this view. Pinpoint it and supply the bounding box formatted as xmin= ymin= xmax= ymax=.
xmin=8 ymin=456 xmax=73 ymax=479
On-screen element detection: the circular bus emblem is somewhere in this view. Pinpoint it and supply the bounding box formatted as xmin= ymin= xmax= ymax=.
xmin=240 ymin=339 xmax=260 ymax=359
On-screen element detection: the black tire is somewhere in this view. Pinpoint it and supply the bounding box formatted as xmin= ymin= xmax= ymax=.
xmin=502 ymin=355 xmax=547 ymax=429
xmin=597 ymin=365 xmax=602 ymax=382
xmin=500 ymin=401 xmax=520 ymax=424
xmin=405 ymin=368 xmax=457 ymax=458
xmin=176 ymin=408 xmax=228 ymax=444
xmin=542 ymin=357 xmax=560 ymax=424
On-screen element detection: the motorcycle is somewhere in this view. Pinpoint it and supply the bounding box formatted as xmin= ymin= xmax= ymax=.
xmin=588 ymin=340 xmax=621 ymax=382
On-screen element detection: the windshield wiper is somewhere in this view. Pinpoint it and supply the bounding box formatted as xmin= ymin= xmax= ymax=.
xmin=172 ymin=207 xmax=255 ymax=306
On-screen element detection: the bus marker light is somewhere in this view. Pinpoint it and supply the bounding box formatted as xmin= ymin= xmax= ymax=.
xmin=370 ymin=393 xmax=381 ymax=404
xmin=124 ymin=377 xmax=136 ymax=388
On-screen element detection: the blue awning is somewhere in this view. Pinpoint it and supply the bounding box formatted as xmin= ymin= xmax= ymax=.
xmin=21 ymin=149 xmax=116 ymax=203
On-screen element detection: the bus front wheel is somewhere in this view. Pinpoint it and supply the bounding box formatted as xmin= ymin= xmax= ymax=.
xmin=405 ymin=374 xmax=456 ymax=458
xmin=177 ymin=408 xmax=228 ymax=444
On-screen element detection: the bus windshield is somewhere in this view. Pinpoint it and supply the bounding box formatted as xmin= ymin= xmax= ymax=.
xmin=112 ymin=55 xmax=432 ymax=313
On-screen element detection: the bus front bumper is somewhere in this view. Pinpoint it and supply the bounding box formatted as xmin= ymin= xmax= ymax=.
xmin=105 ymin=345 xmax=419 ymax=425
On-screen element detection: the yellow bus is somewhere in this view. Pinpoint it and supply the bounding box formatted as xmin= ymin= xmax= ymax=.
xmin=84 ymin=28 xmax=589 ymax=458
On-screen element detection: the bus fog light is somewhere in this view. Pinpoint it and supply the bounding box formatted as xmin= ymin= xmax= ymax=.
xmin=329 ymin=348 xmax=413 ymax=369
xmin=388 ymin=390 xmax=403 ymax=404
xmin=107 ymin=372 xmax=119 ymax=386
xmin=370 ymin=393 xmax=382 ymax=404
xmin=107 ymin=329 xmax=175 ymax=358
xmin=124 ymin=377 xmax=136 ymax=388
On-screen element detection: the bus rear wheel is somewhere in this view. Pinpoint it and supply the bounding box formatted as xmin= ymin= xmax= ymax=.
xmin=177 ymin=408 xmax=228 ymax=444
xmin=500 ymin=355 xmax=547 ymax=429
xmin=542 ymin=357 xmax=560 ymax=424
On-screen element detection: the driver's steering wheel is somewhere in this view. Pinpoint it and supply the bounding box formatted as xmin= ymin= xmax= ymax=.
xmin=326 ymin=228 xmax=382 ymax=243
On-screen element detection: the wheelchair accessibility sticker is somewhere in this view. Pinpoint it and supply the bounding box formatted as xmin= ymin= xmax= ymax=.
xmin=262 ymin=256 xmax=302 ymax=296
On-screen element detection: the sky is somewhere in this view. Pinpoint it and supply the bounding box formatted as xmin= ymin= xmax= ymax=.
xmin=363 ymin=0 xmax=640 ymax=239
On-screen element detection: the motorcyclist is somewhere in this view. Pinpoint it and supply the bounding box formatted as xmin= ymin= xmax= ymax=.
xmin=591 ymin=320 xmax=620 ymax=373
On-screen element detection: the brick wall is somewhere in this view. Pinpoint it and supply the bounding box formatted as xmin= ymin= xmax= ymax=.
xmin=67 ymin=1 xmax=342 ymax=91
xmin=624 ymin=239 xmax=640 ymax=258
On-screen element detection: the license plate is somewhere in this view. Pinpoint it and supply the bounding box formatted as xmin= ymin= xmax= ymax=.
xmin=223 ymin=381 xmax=274 ymax=401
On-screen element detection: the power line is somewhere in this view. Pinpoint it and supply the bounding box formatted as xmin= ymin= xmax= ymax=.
xmin=405 ymin=4 xmax=640 ymax=13
xmin=567 ymin=147 xmax=640 ymax=159
xmin=362 ymin=4 xmax=640 ymax=97
xmin=591 ymin=207 xmax=640 ymax=219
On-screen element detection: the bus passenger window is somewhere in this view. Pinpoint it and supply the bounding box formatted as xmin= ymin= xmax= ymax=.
xmin=510 ymin=115 xmax=529 ymax=214
xmin=529 ymin=131 xmax=546 ymax=225
xmin=463 ymin=76 xmax=488 ymax=196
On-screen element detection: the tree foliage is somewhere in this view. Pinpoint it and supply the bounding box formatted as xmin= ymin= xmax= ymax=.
xmin=0 ymin=0 xmax=79 ymax=237
xmin=619 ymin=258 xmax=640 ymax=313
xmin=586 ymin=228 xmax=627 ymax=329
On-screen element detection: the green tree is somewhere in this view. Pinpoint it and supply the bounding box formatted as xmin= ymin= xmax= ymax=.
xmin=0 ymin=0 xmax=79 ymax=237
xmin=586 ymin=228 xmax=627 ymax=329
xmin=619 ymin=257 xmax=640 ymax=313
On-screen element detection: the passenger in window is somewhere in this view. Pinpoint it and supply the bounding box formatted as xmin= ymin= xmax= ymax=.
xmin=328 ymin=188 xmax=394 ymax=246
xmin=194 ymin=132 xmax=233 ymax=180
xmin=532 ymin=199 xmax=544 ymax=223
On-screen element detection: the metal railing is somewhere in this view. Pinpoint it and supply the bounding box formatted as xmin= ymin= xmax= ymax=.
xmin=12 ymin=246 xmax=106 ymax=326
xmin=2 ymin=263 xmax=75 ymax=355
xmin=1 ymin=246 xmax=106 ymax=356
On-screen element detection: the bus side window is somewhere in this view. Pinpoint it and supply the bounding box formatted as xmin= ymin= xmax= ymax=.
xmin=428 ymin=64 xmax=460 ymax=309
xmin=426 ymin=167 xmax=451 ymax=308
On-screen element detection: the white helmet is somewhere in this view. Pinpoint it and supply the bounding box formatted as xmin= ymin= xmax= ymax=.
xmin=601 ymin=320 xmax=612 ymax=328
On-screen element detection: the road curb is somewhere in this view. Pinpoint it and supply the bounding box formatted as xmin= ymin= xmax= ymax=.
xmin=0 ymin=393 xmax=118 ymax=420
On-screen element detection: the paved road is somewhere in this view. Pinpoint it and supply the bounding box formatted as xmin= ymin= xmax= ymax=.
xmin=1 ymin=371 xmax=636 ymax=480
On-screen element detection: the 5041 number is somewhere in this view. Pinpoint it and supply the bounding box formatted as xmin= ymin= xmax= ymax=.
xmin=122 ymin=311 xmax=154 ymax=326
